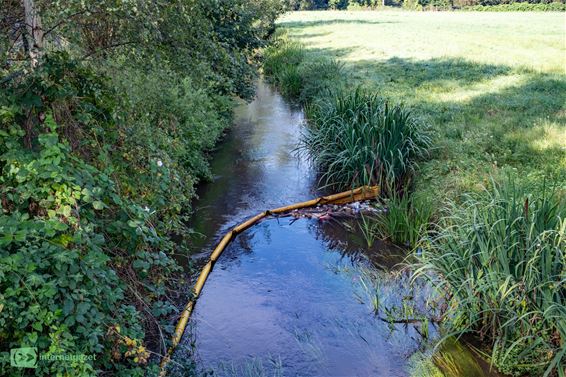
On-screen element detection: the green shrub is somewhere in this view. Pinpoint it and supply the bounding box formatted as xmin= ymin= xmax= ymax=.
xmin=415 ymin=178 xmax=566 ymax=376
xmin=0 ymin=53 xmax=186 ymax=376
xmin=0 ymin=50 xmax=245 ymax=376
xmin=402 ymin=0 xmax=424 ymax=9
xmin=302 ymin=87 xmax=432 ymax=190
xmin=109 ymin=63 xmax=231 ymax=233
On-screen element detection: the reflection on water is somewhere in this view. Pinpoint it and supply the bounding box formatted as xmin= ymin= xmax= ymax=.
xmin=188 ymin=81 xmax=316 ymax=255
xmin=190 ymin=219 xmax=428 ymax=377
xmin=171 ymin=80 xmax=497 ymax=377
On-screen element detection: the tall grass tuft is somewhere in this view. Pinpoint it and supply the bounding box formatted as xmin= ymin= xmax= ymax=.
xmin=296 ymin=57 xmax=344 ymax=103
xmin=263 ymin=37 xmax=343 ymax=102
xmin=359 ymin=192 xmax=435 ymax=249
xmin=302 ymin=87 xmax=432 ymax=191
xmin=414 ymin=179 xmax=565 ymax=376
xmin=263 ymin=38 xmax=305 ymax=98
xmin=378 ymin=192 xmax=435 ymax=248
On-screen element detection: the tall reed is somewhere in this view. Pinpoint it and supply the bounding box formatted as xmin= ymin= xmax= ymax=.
xmin=302 ymin=87 xmax=432 ymax=191
xmin=414 ymin=179 xmax=565 ymax=376
xmin=377 ymin=191 xmax=435 ymax=248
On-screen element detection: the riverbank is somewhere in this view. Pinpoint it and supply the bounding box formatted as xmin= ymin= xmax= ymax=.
xmin=168 ymin=80 xmax=495 ymax=377
xmin=263 ymin=10 xmax=565 ymax=376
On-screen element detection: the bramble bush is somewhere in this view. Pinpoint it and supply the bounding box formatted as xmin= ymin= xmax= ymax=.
xmin=0 ymin=55 xmax=178 ymax=375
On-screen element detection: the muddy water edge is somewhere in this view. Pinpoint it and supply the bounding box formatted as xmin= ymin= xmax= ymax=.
xmin=169 ymin=80 xmax=498 ymax=377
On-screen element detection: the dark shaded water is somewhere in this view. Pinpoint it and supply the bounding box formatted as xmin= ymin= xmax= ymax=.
xmin=172 ymin=81 xmax=497 ymax=377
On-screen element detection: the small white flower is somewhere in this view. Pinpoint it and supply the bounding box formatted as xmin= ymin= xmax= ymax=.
xmin=143 ymin=206 xmax=150 ymax=212
xmin=157 ymin=160 xmax=163 ymax=167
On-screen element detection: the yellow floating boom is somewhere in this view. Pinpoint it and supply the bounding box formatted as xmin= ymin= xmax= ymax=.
xmin=159 ymin=185 xmax=379 ymax=375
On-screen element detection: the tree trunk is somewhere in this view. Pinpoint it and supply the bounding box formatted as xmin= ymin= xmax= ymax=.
xmin=22 ymin=0 xmax=43 ymax=68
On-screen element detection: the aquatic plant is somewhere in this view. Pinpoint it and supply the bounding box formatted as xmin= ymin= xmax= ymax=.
xmin=302 ymin=87 xmax=432 ymax=191
xmin=414 ymin=178 xmax=566 ymax=376
xmin=374 ymin=191 xmax=436 ymax=248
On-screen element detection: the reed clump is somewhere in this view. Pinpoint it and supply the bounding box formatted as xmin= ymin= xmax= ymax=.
xmin=414 ymin=179 xmax=565 ymax=376
xmin=303 ymin=88 xmax=432 ymax=190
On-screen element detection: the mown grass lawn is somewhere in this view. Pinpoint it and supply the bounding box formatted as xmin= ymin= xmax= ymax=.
xmin=278 ymin=10 xmax=566 ymax=199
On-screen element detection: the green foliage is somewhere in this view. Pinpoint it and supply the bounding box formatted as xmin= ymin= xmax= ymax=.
xmin=415 ymin=178 xmax=566 ymax=376
xmin=108 ymin=63 xmax=232 ymax=234
xmin=463 ymin=2 xmax=566 ymax=10
xmin=303 ymin=88 xmax=432 ymax=190
xmin=0 ymin=53 xmax=182 ymax=376
xmin=329 ymin=0 xmax=351 ymax=8
xmin=2 ymin=0 xmax=283 ymax=100
xmin=288 ymin=0 xmax=331 ymax=10
xmin=348 ymin=0 xmax=386 ymax=8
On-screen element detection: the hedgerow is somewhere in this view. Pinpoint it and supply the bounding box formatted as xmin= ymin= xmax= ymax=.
xmin=0 ymin=0 xmax=284 ymax=375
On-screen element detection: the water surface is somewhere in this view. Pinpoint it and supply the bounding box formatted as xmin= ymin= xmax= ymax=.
xmin=172 ymin=80 xmax=495 ymax=377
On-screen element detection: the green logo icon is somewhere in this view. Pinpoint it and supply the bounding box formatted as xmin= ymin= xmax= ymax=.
xmin=10 ymin=347 xmax=38 ymax=368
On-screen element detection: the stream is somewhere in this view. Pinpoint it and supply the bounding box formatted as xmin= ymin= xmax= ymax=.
xmin=170 ymin=80 xmax=497 ymax=377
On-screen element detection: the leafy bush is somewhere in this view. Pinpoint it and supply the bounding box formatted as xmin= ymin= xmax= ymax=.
xmin=109 ymin=63 xmax=231 ymax=234
xmin=415 ymin=179 xmax=565 ymax=376
xmin=302 ymin=88 xmax=432 ymax=190
xmin=0 ymin=55 xmax=180 ymax=375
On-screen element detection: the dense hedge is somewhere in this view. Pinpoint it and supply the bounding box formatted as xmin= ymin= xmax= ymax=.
xmin=463 ymin=1 xmax=566 ymax=9
xmin=0 ymin=0 xmax=283 ymax=375
xmin=290 ymin=0 xmax=566 ymax=9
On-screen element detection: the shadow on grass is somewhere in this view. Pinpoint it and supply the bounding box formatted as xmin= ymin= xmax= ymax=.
xmin=321 ymin=51 xmax=566 ymax=175
xmin=292 ymin=31 xmax=333 ymax=39
xmin=280 ymin=19 xmax=399 ymax=29
xmin=352 ymin=56 xmax=512 ymax=87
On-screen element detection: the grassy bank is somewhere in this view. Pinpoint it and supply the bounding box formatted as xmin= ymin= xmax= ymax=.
xmin=272 ymin=10 xmax=565 ymax=201
xmin=264 ymin=10 xmax=565 ymax=376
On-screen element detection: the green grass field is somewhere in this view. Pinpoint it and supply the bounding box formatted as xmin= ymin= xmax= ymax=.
xmin=278 ymin=10 xmax=566 ymax=199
